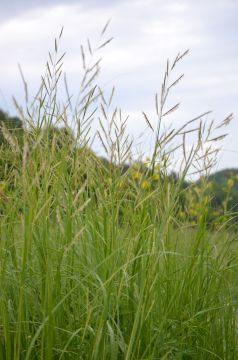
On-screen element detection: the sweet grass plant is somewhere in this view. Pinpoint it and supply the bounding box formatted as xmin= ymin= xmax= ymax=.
xmin=0 ymin=27 xmax=237 ymax=359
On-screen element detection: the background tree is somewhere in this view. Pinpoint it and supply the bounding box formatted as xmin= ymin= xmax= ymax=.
xmin=0 ymin=109 xmax=23 ymax=146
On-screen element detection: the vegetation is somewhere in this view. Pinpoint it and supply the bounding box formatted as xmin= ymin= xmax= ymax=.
xmin=0 ymin=27 xmax=237 ymax=359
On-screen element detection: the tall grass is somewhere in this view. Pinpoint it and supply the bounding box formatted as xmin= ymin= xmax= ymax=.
xmin=0 ymin=27 xmax=237 ymax=359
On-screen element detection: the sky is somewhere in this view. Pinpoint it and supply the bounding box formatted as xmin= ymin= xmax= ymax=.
xmin=0 ymin=0 xmax=237 ymax=173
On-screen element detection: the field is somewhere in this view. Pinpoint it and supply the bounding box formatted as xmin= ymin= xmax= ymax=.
xmin=0 ymin=30 xmax=237 ymax=359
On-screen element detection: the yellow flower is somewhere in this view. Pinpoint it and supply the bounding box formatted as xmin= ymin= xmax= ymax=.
xmin=235 ymin=175 xmax=238 ymax=181
xmin=141 ymin=180 xmax=150 ymax=189
xmin=152 ymin=173 xmax=160 ymax=181
xmin=227 ymin=178 xmax=234 ymax=187
xmin=133 ymin=171 xmax=141 ymax=180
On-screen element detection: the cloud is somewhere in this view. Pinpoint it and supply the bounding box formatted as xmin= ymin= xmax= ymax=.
xmin=0 ymin=0 xmax=126 ymax=21
xmin=0 ymin=0 xmax=237 ymax=170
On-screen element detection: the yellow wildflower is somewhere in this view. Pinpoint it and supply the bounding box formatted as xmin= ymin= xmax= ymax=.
xmin=227 ymin=178 xmax=234 ymax=187
xmin=152 ymin=173 xmax=160 ymax=181
xmin=141 ymin=180 xmax=150 ymax=189
xmin=133 ymin=171 xmax=141 ymax=180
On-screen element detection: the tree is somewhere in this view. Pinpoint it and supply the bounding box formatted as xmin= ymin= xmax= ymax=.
xmin=0 ymin=109 xmax=23 ymax=146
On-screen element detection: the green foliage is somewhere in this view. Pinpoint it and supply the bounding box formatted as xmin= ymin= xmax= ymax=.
xmin=0 ymin=110 xmax=23 ymax=183
xmin=208 ymin=169 xmax=238 ymax=212
xmin=0 ymin=109 xmax=23 ymax=146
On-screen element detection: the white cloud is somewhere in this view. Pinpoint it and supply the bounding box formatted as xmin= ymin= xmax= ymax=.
xmin=0 ymin=0 xmax=237 ymax=170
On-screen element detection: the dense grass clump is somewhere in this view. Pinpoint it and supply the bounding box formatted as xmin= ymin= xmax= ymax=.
xmin=0 ymin=28 xmax=237 ymax=359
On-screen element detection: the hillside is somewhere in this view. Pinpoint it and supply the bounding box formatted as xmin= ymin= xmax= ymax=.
xmin=208 ymin=168 xmax=238 ymax=212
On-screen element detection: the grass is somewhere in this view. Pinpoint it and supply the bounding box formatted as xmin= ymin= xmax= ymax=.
xmin=0 ymin=27 xmax=237 ymax=359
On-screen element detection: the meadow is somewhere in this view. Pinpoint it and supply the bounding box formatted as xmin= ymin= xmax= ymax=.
xmin=0 ymin=28 xmax=237 ymax=359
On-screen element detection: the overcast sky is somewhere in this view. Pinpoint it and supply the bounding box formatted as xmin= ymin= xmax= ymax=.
xmin=0 ymin=0 xmax=237 ymax=172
